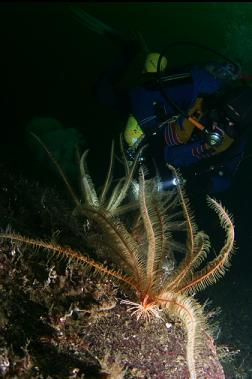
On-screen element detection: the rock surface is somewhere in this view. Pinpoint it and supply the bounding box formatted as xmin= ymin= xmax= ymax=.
xmin=0 ymin=169 xmax=226 ymax=378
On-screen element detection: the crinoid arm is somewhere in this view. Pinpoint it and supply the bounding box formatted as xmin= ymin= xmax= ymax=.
xmin=175 ymin=196 xmax=235 ymax=295
xmin=158 ymin=291 xmax=207 ymax=379
xmin=79 ymin=205 xmax=146 ymax=283
xmin=79 ymin=149 xmax=100 ymax=207
xmin=79 ymin=136 xmax=145 ymax=216
xmin=99 ymin=140 xmax=115 ymax=206
xmin=106 ymin=144 xmax=147 ymax=213
xmin=0 ymin=231 xmax=138 ymax=292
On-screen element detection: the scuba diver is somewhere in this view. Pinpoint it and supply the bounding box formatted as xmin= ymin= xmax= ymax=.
xmin=124 ymin=57 xmax=251 ymax=194
xmin=70 ymin=6 xmax=252 ymax=194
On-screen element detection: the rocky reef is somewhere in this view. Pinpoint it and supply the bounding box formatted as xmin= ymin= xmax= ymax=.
xmin=0 ymin=163 xmax=228 ymax=379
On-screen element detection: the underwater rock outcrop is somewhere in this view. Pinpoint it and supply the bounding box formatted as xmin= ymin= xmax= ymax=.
xmin=0 ymin=139 xmax=232 ymax=378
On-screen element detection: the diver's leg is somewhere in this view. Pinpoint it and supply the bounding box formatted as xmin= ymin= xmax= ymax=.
xmin=70 ymin=6 xmax=145 ymax=113
xmin=92 ymin=30 xmax=142 ymax=114
xmin=94 ymin=52 xmax=135 ymax=113
xmin=70 ymin=5 xmax=148 ymax=56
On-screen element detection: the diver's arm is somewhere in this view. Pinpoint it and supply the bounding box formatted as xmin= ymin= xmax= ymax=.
xmin=163 ymin=62 xmax=227 ymax=146
xmin=164 ymin=130 xmax=236 ymax=170
xmin=166 ymin=98 xmax=204 ymax=145
xmin=164 ymin=140 xmax=213 ymax=168
xmin=171 ymin=64 xmax=230 ymax=144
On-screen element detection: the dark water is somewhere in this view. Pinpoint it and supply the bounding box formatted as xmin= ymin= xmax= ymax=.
xmin=0 ymin=3 xmax=252 ymax=377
